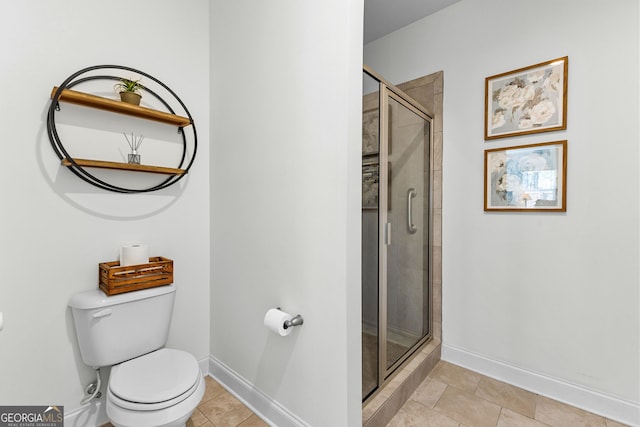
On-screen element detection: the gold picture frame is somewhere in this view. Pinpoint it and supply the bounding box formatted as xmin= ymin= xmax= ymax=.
xmin=484 ymin=140 xmax=567 ymax=212
xmin=485 ymin=57 xmax=568 ymax=140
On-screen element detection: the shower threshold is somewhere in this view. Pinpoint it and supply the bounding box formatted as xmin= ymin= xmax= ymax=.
xmin=362 ymin=338 xmax=441 ymax=427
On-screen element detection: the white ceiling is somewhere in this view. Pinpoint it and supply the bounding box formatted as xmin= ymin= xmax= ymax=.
xmin=364 ymin=0 xmax=462 ymax=44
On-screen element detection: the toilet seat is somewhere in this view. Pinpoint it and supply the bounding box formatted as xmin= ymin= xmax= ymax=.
xmin=109 ymin=348 xmax=201 ymax=411
xmin=106 ymin=371 xmax=205 ymax=427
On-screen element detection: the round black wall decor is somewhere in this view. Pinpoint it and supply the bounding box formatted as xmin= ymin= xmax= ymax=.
xmin=47 ymin=65 xmax=198 ymax=193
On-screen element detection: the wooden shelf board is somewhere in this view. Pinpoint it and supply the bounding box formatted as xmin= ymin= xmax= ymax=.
xmin=51 ymin=87 xmax=191 ymax=127
xmin=62 ymin=158 xmax=186 ymax=175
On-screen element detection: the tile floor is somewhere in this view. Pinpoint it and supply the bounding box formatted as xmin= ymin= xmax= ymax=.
xmin=387 ymin=361 xmax=630 ymax=427
xmin=103 ymin=364 xmax=631 ymax=427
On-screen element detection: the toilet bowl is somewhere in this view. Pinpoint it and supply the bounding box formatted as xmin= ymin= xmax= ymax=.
xmin=106 ymin=348 xmax=205 ymax=427
xmin=68 ymin=284 xmax=205 ymax=427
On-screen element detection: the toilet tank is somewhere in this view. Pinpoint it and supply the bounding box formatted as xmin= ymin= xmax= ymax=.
xmin=69 ymin=284 xmax=176 ymax=368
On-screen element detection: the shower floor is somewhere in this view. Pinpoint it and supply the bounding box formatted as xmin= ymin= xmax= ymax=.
xmin=362 ymin=331 xmax=410 ymax=398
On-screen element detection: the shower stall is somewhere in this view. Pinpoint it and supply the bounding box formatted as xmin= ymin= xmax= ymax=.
xmin=362 ymin=66 xmax=433 ymax=401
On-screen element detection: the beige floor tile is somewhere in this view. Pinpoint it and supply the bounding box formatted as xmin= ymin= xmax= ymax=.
xmin=105 ymin=411 xmax=213 ymax=427
xmin=496 ymin=408 xmax=552 ymax=427
xmin=187 ymin=407 xmax=211 ymax=426
xmin=387 ymin=400 xmax=460 ymax=427
xmin=237 ymin=414 xmax=270 ymax=426
xmin=475 ymin=376 xmax=537 ymax=418
xmin=395 ymin=362 xmax=629 ymax=427
xmin=410 ymin=378 xmax=447 ymax=409
xmin=188 ymin=420 xmax=215 ymax=427
xmin=431 ymin=361 xmax=483 ymax=393
xmin=434 ymin=385 xmax=502 ymax=427
xmin=535 ymin=396 xmax=607 ymax=427
xmin=198 ymin=390 xmax=253 ymax=427
xmin=201 ymin=375 xmax=229 ymax=404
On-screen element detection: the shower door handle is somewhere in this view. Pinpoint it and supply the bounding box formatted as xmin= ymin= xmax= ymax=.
xmin=407 ymin=188 xmax=417 ymax=234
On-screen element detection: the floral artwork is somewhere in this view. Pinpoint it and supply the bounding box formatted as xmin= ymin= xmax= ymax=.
xmin=484 ymin=141 xmax=567 ymax=212
xmin=485 ymin=57 xmax=567 ymax=139
xmin=363 ymin=109 xmax=379 ymax=155
xmin=362 ymin=159 xmax=379 ymax=209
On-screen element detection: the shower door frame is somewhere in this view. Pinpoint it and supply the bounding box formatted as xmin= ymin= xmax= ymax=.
xmin=364 ymin=65 xmax=434 ymax=400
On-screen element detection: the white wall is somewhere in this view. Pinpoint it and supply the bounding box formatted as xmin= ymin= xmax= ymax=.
xmin=210 ymin=1 xmax=363 ymax=426
xmin=0 ymin=1 xmax=210 ymax=424
xmin=365 ymin=0 xmax=639 ymax=424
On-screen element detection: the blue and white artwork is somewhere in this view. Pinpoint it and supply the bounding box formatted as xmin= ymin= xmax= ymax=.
xmin=485 ymin=141 xmax=566 ymax=211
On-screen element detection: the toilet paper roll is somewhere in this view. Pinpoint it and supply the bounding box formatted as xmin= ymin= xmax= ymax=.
xmin=120 ymin=243 xmax=149 ymax=267
xmin=263 ymin=308 xmax=293 ymax=336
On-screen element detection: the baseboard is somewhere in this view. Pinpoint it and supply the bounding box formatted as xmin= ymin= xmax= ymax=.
xmin=198 ymin=355 xmax=209 ymax=378
xmin=208 ymin=355 xmax=310 ymax=427
xmin=442 ymin=344 xmax=640 ymax=427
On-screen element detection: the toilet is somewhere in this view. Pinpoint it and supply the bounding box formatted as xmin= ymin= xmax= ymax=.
xmin=69 ymin=284 xmax=205 ymax=427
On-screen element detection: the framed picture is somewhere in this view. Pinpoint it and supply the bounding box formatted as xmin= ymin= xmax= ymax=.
xmin=362 ymin=157 xmax=379 ymax=209
xmin=485 ymin=56 xmax=568 ymax=140
xmin=484 ymin=140 xmax=567 ymax=212
xmin=362 ymin=108 xmax=379 ymax=155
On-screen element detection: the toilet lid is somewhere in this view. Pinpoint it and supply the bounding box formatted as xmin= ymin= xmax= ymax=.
xmin=110 ymin=348 xmax=200 ymax=404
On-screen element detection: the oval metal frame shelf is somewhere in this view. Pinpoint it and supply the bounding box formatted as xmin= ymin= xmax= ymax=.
xmin=47 ymin=65 xmax=198 ymax=193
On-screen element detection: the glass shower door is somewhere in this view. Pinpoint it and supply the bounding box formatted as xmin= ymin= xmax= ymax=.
xmin=362 ymin=71 xmax=380 ymax=400
xmin=380 ymin=88 xmax=431 ymax=376
xmin=362 ymin=66 xmax=432 ymax=402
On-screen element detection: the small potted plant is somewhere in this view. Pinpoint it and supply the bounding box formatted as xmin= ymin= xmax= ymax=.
xmin=115 ymin=78 xmax=144 ymax=105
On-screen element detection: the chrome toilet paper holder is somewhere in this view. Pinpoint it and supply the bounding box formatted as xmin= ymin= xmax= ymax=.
xmin=284 ymin=314 xmax=304 ymax=329
xmin=277 ymin=308 xmax=304 ymax=329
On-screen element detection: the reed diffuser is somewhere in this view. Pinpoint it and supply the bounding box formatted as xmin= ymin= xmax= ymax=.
xmin=123 ymin=132 xmax=145 ymax=164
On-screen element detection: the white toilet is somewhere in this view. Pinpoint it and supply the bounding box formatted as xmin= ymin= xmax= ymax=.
xmin=69 ymin=284 xmax=205 ymax=427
